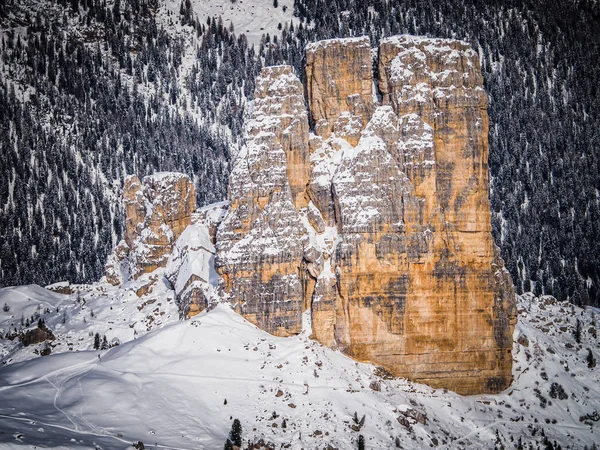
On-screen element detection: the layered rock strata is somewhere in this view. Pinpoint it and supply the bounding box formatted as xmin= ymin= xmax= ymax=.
xmin=104 ymin=173 xmax=196 ymax=284
xmin=305 ymin=37 xmax=374 ymax=145
xmin=216 ymin=35 xmax=516 ymax=395
xmin=215 ymin=66 xmax=310 ymax=336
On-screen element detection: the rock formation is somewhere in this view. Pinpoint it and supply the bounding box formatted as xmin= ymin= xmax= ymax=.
xmin=215 ymin=66 xmax=310 ymax=336
xmin=104 ymin=36 xmax=516 ymax=395
xmin=216 ymin=35 xmax=516 ymax=395
xmin=105 ymin=172 xmax=196 ymax=285
xmin=305 ymin=36 xmax=374 ymax=145
xmin=165 ymin=203 xmax=227 ymax=317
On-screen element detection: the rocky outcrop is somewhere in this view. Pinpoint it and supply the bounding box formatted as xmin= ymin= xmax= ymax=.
xmin=103 ymin=35 xmax=515 ymax=395
xmin=20 ymin=324 xmax=55 ymax=347
xmin=218 ymin=35 xmax=516 ymax=395
xmin=165 ymin=203 xmax=227 ymax=318
xmin=363 ymin=36 xmax=516 ymax=393
xmin=105 ymin=172 xmax=196 ymax=284
xmin=104 ymin=240 xmax=131 ymax=286
xmin=305 ymin=37 xmax=374 ymax=145
xmin=215 ymin=66 xmax=310 ymax=336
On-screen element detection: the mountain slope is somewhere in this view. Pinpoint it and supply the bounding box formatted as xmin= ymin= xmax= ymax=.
xmin=0 ymin=297 xmax=598 ymax=449
xmin=1 ymin=0 xmax=599 ymax=307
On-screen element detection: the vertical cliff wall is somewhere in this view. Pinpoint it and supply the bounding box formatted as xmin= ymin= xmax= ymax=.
xmin=216 ymin=35 xmax=516 ymax=394
xmin=215 ymin=66 xmax=310 ymax=336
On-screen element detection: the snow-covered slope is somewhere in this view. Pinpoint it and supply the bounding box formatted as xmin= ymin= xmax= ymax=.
xmin=159 ymin=0 xmax=296 ymax=45
xmin=0 ymin=295 xmax=598 ymax=449
xmin=0 ymin=276 xmax=179 ymax=366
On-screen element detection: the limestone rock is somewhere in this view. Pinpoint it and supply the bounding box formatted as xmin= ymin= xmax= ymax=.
xmin=215 ymin=66 xmax=310 ymax=336
xmin=106 ymin=172 xmax=195 ymax=283
xmin=217 ymin=35 xmax=516 ymax=395
xmin=20 ymin=324 xmax=55 ymax=346
xmin=250 ymin=65 xmax=311 ymax=210
xmin=45 ymin=281 xmax=73 ymax=295
xmin=305 ymin=37 xmax=373 ymax=145
xmin=104 ymin=240 xmax=130 ymax=286
xmin=165 ymin=204 xmax=227 ymax=318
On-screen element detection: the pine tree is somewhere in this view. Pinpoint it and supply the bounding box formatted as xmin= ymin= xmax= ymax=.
xmin=574 ymin=319 xmax=582 ymax=344
xmin=93 ymin=332 xmax=100 ymax=350
xmin=587 ymin=349 xmax=596 ymax=369
xmin=358 ymin=434 xmax=365 ymax=450
xmin=229 ymin=418 xmax=242 ymax=447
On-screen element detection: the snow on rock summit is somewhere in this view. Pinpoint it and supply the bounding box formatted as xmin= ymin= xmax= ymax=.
xmin=213 ymin=35 xmax=516 ymax=395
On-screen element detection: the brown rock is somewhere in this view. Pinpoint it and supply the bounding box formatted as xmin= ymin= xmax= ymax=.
xmin=108 ymin=173 xmax=196 ymax=282
xmin=45 ymin=282 xmax=73 ymax=295
xmin=20 ymin=325 xmax=55 ymax=346
xmin=517 ymin=334 xmax=530 ymax=348
xmin=311 ymin=36 xmax=516 ymax=395
xmin=215 ymin=66 xmax=310 ymax=336
xmin=305 ymin=37 xmax=373 ymax=145
xmin=400 ymin=408 xmax=428 ymax=425
xmin=134 ymin=276 xmax=157 ymax=297
xmin=218 ymin=36 xmax=516 ymax=395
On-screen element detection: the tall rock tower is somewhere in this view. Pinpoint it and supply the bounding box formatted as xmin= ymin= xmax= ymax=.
xmin=216 ymin=35 xmax=516 ymax=395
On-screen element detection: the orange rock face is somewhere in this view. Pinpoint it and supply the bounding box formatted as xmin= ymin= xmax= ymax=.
xmin=105 ymin=173 xmax=196 ymax=283
xmin=217 ymin=36 xmax=516 ymax=394
xmin=305 ymin=37 xmax=374 ymax=145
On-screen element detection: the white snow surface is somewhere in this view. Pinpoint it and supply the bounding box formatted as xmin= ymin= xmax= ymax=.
xmin=159 ymin=0 xmax=296 ymax=46
xmin=0 ymin=291 xmax=599 ymax=449
xmin=305 ymin=35 xmax=371 ymax=52
xmin=0 ymin=276 xmax=180 ymax=367
xmin=165 ymin=221 xmax=218 ymax=297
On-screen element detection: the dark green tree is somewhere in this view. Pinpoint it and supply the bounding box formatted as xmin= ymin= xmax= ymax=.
xmin=358 ymin=434 xmax=365 ymax=450
xmin=587 ymin=349 xmax=596 ymax=369
xmin=229 ymin=418 xmax=242 ymax=447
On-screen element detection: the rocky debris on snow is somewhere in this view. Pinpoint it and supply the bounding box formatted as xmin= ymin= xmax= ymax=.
xmin=20 ymin=323 xmax=55 ymax=347
xmin=0 ymin=293 xmax=598 ymax=449
xmin=45 ymin=281 xmax=73 ymax=295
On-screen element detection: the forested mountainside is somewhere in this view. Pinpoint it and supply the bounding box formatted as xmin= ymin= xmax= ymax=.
xmin=0 ymin=0 xmax=599 ymax=306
